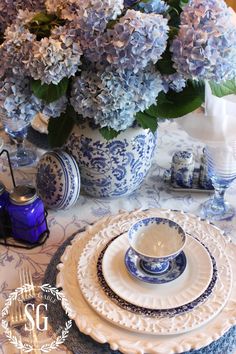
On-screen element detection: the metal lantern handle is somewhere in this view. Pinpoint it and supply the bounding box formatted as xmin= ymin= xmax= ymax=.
xmin=0 ymin=149 xmax=16 ymax=188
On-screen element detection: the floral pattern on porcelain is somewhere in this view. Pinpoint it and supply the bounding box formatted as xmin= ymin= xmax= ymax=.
xmin=65 ymin=122 xmax=157 ymax=197
xmin=36 ymin=150 xmax=81 ymax=210
xmin=171 ymin=150 xmax=195 ymax=188
xmin=125 ymin=248 xmax=187 ymax=283
xmin=130 ymin=217 xmax=185 ymax=237
xmin=141 ymin=259 xmax=169 ymax=273
xmin=128 ymin=217 xmax=186 ymax=265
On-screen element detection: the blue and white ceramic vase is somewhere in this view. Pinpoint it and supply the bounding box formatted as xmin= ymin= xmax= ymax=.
xmin=65 ymin=122 xmax=157 ymax=198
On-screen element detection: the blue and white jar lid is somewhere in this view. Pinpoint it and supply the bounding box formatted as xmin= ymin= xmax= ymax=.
xmin=36 ymin=150 xmax=81 ymax=210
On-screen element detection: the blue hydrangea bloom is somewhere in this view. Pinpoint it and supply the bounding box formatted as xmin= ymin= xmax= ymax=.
xmin=137 ymin=0 xmax=169 ymax=14
xmin=162 ymin=73 xmax=186 ymax=93
xmin=2 ymin=11 xmax=83 ymax=85
xmin=86 ymin=10 xmax=169 ymax=72
xmin=1 ymin=10 xmax=37 ymax=77
xmin=27 ymin=24 xmax=83 ymax=85
xmin=0 ymin=0 xmax=45 ymax=33
xmin=46 ymin=0 xmax=123 ymax=23
xmin=170 ymin=0 xmax=236 ymax=82
xmin=45 ymin=0 xmax=124 ymax=57
xmin=70 ymin=66 xmax=163 ymax=131
xmin=0 ymin=74 xmax=41 ymax=123
xmin=39 ymin=96 xmax=68 ymax=118
xmin=74 ymin=0 xmax=124 ymax=53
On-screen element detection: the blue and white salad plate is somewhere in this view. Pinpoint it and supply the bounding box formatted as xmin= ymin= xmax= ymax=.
xmin=102 ymin=233 xmax=214 ymax=310
xmin=125 ymin=248 xmax=187 ymax=284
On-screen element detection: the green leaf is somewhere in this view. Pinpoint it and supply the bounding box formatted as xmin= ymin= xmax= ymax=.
xmin=156 ymin=80 xmax=204 ymax=118
xmin=31 ymin=78 xmax=69 ymax=103
xmin=179 ymin=0 xmax=189 ymax=9
xmin=191 ymin=79 xmax=204 ymax=89
xmin=106 ymin=19 xmax=118 ymax=29
xmin=137 ymin=0 xmax=150 ymax=3
xmin=0 ymin=32 xmax=4 ymax=45
xmin=28 ymin=12 xmax=66 ymax=39
xmin=209 ymin=79 xmax=236 ymax=97
xmin=99 ymin=127 xmax=120 ymax=140
xmin=169 ymin=26 xmax=179 ymax=39
xmin=73 ymin=113 xmax=85 ymax=125
xmin=135 ymin=104 xmax=159 ymax=132
xmin=166 ymin=0 xmax=181 ymax=7
xmin=156 ymin=47 xmax=176 ymax=75
xmin=166 ymin=0 xmax=186 ymax=26
xmin=144 ymin=104 xmax=159 ymax=118
xmin=48 ymin=106 xmax=76 ymax=148
xmin=136 ymin=111 xmax=158 ymax=133
xmin=30 ymin=12 xmax=54 ymax=24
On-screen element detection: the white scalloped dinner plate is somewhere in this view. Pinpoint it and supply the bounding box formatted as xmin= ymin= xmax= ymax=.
xmin=102 ymin=233 xmax=213 ymax=310
xmin=77 ymin=225 xmax=229 ymax=336
xmin=57 ymin=209 xmax=236 ymax=353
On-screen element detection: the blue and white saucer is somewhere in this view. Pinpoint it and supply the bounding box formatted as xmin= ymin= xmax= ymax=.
xmin=125 ymin=248 xmax=187 ymax=284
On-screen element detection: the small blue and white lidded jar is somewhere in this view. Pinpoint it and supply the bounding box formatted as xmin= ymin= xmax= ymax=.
xmin=7 ymin=185 xmax=48 ymax=243
xmin=171 ymin=151 xmax=195 ymax=188
xmin=0 ymin=181 xmax=10 ymax=237
xmin=36 ymin=150 xmax=80 ymax=210
xmin=199 ymin=149 xmax=213 ymax=190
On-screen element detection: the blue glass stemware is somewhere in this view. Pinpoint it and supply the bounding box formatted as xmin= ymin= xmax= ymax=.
xmin=201 ymin=142 xmax=236 ymax=221
xmin=2 ymin=117 xmax=37 ymax=167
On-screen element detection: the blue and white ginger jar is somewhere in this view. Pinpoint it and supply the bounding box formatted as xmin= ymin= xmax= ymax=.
xmin=65 ymin=122 xmax=157 ymax=198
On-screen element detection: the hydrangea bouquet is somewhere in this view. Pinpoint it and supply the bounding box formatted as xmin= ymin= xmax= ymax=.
xmin=0 ymin=0 xmax=236 ymax=147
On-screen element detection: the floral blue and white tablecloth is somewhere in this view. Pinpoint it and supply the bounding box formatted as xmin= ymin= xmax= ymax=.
xmin=0 ymin=121 xmax=236 ymax=354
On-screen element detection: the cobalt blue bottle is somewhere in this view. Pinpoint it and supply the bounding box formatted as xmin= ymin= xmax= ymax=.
xmin=7 ymin=185 xmax=48 ymax=243
xmin=0 ymin=181 xmax=10 ymax=238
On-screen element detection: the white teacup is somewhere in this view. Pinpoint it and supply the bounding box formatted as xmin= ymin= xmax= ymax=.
xmin=128 ymin=217 xmax=186 ymax=274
